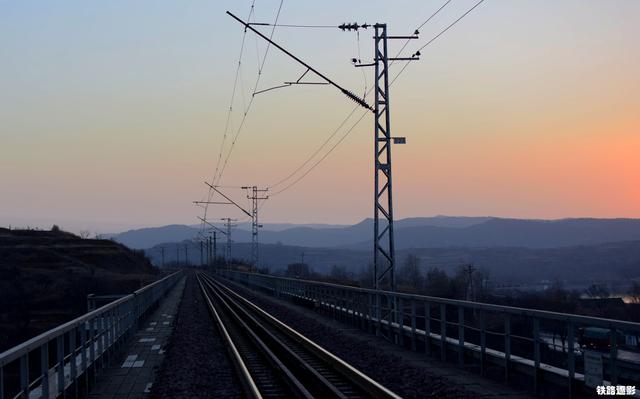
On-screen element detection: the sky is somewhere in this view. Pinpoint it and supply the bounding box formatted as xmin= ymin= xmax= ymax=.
xmin=1 ymin=0 xmax=639 ymax=234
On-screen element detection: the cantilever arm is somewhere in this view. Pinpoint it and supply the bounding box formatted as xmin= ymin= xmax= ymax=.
xmin=204 ymin=181 xmax=252 ymax=218
xmin=197 ymin=216 xmax=228 ymax=236
xmin=226 ymin=11 xmax=372 ymax=111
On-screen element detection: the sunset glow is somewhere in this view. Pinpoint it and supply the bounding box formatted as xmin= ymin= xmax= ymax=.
xmin=1 ymin=0 xmax=638 ymax=232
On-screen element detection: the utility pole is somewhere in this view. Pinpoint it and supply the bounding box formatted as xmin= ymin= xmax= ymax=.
xmin=221 ymin=217 xmax=237 ymax=269
xmin=242 ymin=186 xmax=268 ymax=271
xmin=372 ymin=24 xmax=399 ymax=292
xmin=227 ymin=13 xmax=417 ymax=292
xmin=341 ymin=22 xmax=417 ymax=291
xmin=207 ymin=235 xmax=212 ymax=267
xmin=213 ymin=232 xmax=217 ymax=266
xmin=196 ymin=183 xmax=252 ymax=268
xmin=197 ymin=216 xmax=227 ymax=268
xmin=464 ymin=263 xmax=476 ymax=301
xmin=200 ymin=240 xmax=204 ymax=266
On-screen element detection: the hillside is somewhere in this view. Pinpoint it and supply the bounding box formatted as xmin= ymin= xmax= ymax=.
xmin=362 ymin=218 xmax=640 ymax=250
xmin=0 ymin=228 xmax=159 ymax=351
xmin=111 ymin=216 xmax=640 ymax=250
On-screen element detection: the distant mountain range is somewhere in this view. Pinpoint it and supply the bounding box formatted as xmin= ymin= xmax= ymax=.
xmin=109 ymin=216 xmax=640 ymax=251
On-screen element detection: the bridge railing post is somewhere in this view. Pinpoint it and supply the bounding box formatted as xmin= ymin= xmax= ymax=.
xmin=610 ymin=323 xmax=618 ymax=385
xmin=440 ymin=303 xmax=447 ymax=361
xmin=56 ymin=334 xmax=64 ymax=395
xmin=70 ymin=327 xmax=77 ymax=396
xmin=80 ymin=322 xmax=88 ymax=396
xmin=425 ymin=302 xmax=431 ymax=356
xmin=505 ymin=314 xmax=511 ymax=383
xmin=387 ymin=294 xmax=393 ymax=338
xmin=398 ymin=296 xmax=404 ymax=347
xmin=375 ymin=292 xmax=381 ymax=337
xmin=411 ymin=299 xmax=417 ymax=351
xmin=533 ymin=317 xmax=540 ymax=393
xmin=19 ymin=354 xmax=27 ymax=398
xmin=567 ymin=321 xmax=575 ymax=398
xmin=479 ymin=311 xmax=486 ymax=377
xmin=352 ymin=290 xmax=357 ymax=326
xmin=40 ymin=342 xmax=49 ymax=399
xmin=359 ymin=293 xmax=366 ymax=331
xmin=458 ymin=305 xmax=465 ymax=367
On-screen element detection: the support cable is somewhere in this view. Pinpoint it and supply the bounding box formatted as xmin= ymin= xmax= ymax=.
xmin=215 ymin=0 xmax=285 ymax=186
xmin=391 ymin=0 xmax=485 ymax=86
xmin=266 ymin=0 xmax=459 ymax=194
xmin=270 ymin=109 xmax=368 ymax=196
xmin=202 ymin=1 xmax=257 ymax=232
xmin=210 ymin=1 xmax=256 ymax=192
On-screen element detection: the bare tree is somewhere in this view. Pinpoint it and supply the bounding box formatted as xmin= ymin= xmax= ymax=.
xmin=79 ymin=230 xmax=91 ymax=239
xmin=584 ymin=283 xmax=610 ymax=299
xmin=473 ymin=267 xmax=492 ymax=301
xmin=358 ymin=263 xmax=374 ymax=288
xmin=425 ymin=267 xmax=450 ymax=297
xmin=398 ymin=253 xmax=423 ymax=291
xmin=329 ymin=265 xmax=349 ymax=281
xmin=285 ymin=263 xmax=310 ymax=279
xmin=628 ymin=281 xmax=640 ymax=304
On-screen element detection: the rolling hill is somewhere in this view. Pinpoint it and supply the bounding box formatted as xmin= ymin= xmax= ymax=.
xmin=111 ymin=216 xmax=640 ymax=250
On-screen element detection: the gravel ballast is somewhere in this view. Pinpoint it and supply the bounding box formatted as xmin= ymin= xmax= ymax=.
xmin=150 ymin=273 xmax=244 ymax=399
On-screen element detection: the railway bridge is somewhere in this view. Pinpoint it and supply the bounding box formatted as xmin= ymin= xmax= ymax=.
xmin=1 ymin=270 xmax=639 ymax=399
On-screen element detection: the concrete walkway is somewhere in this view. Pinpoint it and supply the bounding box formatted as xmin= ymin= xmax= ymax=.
xmin=88 ymin=277 xmax=185 ymax=399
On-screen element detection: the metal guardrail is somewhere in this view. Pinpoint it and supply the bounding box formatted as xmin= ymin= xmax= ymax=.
xmin=86 ymin=295 xmax=127 ymax=312
xmin=0 ymin=271 xmax=182 ymax=399
xmin=220 ymin=270 xmax=640 ymax=398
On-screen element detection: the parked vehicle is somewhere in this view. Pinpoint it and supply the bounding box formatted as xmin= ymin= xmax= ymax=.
xmin=578 ymin=327 xmax=625 ymax=351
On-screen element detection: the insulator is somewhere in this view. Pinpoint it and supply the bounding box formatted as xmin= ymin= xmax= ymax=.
xmin=341 ymin=88 xmax=372 ymax=110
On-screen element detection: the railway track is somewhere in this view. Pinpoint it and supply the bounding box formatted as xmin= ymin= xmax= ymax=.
xmin=196 ymin=272 xmax=401 ymax=399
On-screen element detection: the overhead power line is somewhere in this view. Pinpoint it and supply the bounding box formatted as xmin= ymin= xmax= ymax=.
xmin=266 ymin=0 xmax=466 ymax=196
xmin=268 ymin=105 xmax=360 ymax=189
xmin=391 ymin=0 xmax=486 ymax=85
xmin=210 ymin=0 xmax=256 ymax=192
xmin=201 ymin=0 xmax=257 ymax=234
xmin=270 ymin=109 xmax=369 ymax=196
xmin=214 ymin=0 xmax=285 ymax=186
xmin=202 ymin=0 xmax=284 ymax=235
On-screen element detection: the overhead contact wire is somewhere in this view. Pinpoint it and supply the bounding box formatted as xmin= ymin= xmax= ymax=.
xmin=215 ymin=0 xmax=285 ymax=186
xmin=266 ymin=0 xmax=456 ymax=195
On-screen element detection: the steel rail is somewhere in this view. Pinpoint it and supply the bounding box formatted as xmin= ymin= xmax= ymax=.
xmin=200 ymin=274 xmax=359 ymax=398
xmin=199 ymin=273 xmax=400 ymax=399
xmin=199 ymin=274 xmax=314 ymax=398
xmin=196 ymin=274 xmax=262 ymax=399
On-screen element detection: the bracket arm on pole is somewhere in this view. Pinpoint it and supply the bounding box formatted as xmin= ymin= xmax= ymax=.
xmin=226 ymin=11 xmax=373 ymax=111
